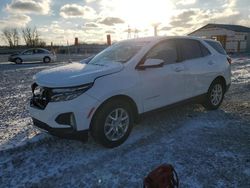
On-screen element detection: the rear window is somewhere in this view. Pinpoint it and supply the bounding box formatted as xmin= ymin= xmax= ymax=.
xmin=205 ymin=40 xmax=226 ymax=55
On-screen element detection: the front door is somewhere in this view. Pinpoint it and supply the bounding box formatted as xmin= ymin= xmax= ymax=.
xmin=136 ymin=40 xmax=187 ymax=112
xmin=21 ymin=49 xmax=34 ymax=61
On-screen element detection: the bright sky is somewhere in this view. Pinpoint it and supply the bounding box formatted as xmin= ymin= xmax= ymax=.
xmin=0 ymin=0 xmax=249 ymax=45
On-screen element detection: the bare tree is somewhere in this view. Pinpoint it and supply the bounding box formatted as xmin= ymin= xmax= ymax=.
xmin=2 ymin=28 xmax=20 ymax=48
xmin=22 ymin=26 xmax=42 ymax=47
xmin=13 ymin=28 xmax=19 ymax=46
xmin=39 ymin=40 xmax=46 ymax=47
xmin=22 ymin=27 xmax=32 ymax=46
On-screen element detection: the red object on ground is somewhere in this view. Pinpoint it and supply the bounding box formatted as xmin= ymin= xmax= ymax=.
xmin=143 ymin=164 xmax=179 ymax=188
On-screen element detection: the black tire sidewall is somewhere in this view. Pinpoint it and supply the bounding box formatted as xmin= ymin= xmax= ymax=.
xmin=15 ymin=58 xmax=22 ymax=64
xmin=43 ymin=57 xmax=51 ymax=63
xmin=91 ymin=100 xmax=134 ymax=148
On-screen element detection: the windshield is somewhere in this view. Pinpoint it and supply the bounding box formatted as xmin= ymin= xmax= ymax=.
xmin=88 ymin=40 xmax=148 ymax=65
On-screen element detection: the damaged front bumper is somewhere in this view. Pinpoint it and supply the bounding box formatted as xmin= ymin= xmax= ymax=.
xmin=32 ymin=118 xmax=88 ymax=142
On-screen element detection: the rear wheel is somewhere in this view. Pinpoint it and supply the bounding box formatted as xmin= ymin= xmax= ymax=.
xmin=91 ymin=99 xmax=134 ymax=148
xmin=15 ymin=58 xmax=22 ymax=64
xmin=43 ymin=56 xmax=51 ymax=63
xmin=203 ymin=80 xmax=225 ymax=110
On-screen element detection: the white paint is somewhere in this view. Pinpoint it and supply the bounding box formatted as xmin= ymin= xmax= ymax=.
xmin=29 ymin=36 xmax=231 ymax=145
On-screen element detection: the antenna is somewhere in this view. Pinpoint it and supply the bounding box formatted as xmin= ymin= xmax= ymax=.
xmin=134 ymin=28 xmax=139 ymax=38
xmin=152 ymin=23 xmax=160 ymax=36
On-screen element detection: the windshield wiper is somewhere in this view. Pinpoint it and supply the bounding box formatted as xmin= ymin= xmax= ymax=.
xmin=116 ymin=60 xmax=127 ymax=63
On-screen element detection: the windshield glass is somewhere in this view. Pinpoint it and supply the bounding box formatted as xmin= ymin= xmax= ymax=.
xmin=88 ymin=40 xmax=148 ymax=65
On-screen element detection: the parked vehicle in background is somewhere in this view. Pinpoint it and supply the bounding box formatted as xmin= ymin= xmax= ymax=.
xmin=8 ymin=48 xmax=56 ymax=64
xmin=29 ymin=36 xmax=231 ymax=148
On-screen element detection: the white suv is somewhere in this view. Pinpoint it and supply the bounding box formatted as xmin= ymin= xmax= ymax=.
xmin=29 ymin=36 xmax=231 ymax=148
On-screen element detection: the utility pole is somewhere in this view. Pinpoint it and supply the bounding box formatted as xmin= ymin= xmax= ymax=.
xmin=134 ymin=28 xmax=139 ymax=38
xmin=127 ymin=25 xmax=131 ymax=39
xmin=153 ymin=23 xmax=160 ymax=36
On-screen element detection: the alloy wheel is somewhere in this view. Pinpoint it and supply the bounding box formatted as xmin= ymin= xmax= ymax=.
xmin=210 ymin=84 xmax=223 ymax=106
xmin=104 ymin=108 xmax=129 ymax=141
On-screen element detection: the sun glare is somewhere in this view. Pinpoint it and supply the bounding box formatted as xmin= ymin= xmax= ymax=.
xmin=114 ymin=0 xmax=174 ymax=29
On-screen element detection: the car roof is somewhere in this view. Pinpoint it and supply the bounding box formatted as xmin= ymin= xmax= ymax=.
xmin=21 ymin=48 xmax=49 ymax=52
xmin=204 ymin=38 xmax=221 ymax=43
xmin=120 ymin=36 xmax=206 ymax=44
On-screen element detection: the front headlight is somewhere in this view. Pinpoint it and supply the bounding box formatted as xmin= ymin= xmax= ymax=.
xmin=50 ymin=83 xmax=93 ymax=102
xmin=34 ymin=85 xmax=44 ymax=96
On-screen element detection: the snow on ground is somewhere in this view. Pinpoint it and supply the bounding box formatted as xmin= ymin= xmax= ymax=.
xmin=0 ymin=57 xmax=249 ymax=187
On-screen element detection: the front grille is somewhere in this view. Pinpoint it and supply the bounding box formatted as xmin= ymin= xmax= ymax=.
xmin=30 ymin=83 xmax=51 ymax=109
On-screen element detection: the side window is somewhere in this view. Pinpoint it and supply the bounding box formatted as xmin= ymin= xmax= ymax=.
xmin=200 ymin=43 xmax=211 ymax=56
xmin=178 ymin=39 xmax=203 ymax=60
xmin=23 ymin=50 xmax=33 ymax=55
xmin=37 ymin=49 xmax=46 ymax=54
xmin=146 ymin=40 xmax=177 ymax=64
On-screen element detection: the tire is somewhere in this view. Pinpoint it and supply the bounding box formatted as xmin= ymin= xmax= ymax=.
xmin=203 ymin=79 xmax=225 ymax=110
xmin=15 ymin=58 xmax=22 ymax=64
xmin=43 ymin=56 xmax=51 ymax=63
xmin=91 ymin=99 xmax=134 ymax=148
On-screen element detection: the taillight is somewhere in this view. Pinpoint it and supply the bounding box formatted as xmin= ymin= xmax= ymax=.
xmin=227 ymin=57 xmax=232 ymax=65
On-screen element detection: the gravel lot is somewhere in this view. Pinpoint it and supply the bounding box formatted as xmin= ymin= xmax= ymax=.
xmin=0 ymin=57 xmax=249 ymax=187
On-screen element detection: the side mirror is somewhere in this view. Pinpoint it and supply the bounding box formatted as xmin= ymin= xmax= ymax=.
xmin=137 ymin=58 xmax=164 ymax=70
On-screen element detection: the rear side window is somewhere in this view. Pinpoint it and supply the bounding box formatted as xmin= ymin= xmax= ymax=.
xmin=200 ymin=43 xmax=211 ymax=56
xmin=205 ymin=40 xmax=226 ymax=55
xmin=177 ymin=39 xmax=204 ymax=61
xmin=36 ymin=49 xmax=46 ymax=54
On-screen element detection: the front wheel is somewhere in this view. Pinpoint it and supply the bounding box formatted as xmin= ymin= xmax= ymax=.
xmin=91 ymin=100 xmax=134 ymax=148
xmin=203 ymin=80 xmax=225 ymax=110
xmin=43 ymin=57 xmax=51 ymax=63
xmin=15 ymin=58 xmax=22 ymax=64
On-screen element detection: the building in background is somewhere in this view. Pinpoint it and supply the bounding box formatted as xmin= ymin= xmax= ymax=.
xmin=189 ymin=23 xmax=250 ymax=53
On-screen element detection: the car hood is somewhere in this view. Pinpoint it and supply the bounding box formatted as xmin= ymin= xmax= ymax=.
xmin=34 ymin=62 xmax=124 ymax=87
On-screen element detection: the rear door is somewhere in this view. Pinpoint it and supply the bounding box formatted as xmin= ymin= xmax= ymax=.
xmin=176 ymin=39 xmax=213 ymax=98
xmin=136 ymin=39 xmax=188 ymax=112
xmin=34 ymin=49 xmax=47 ymax=61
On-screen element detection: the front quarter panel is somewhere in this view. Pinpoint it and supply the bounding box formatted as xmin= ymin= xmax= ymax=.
xmin=86 ymin=68 xmax=143 ymax=114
